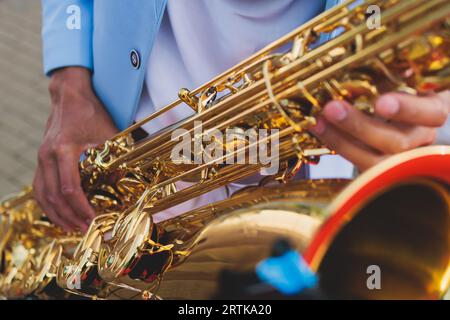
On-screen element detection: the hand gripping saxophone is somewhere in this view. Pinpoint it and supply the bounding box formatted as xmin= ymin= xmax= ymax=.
xmin=1 ymin=0 xmax=449 ymax=299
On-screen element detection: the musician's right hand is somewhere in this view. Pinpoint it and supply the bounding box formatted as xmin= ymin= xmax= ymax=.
xmin=310 ymin=91 xmax=450 ymax=172
xmin=33 ymin=67 xmax=118 ymax=232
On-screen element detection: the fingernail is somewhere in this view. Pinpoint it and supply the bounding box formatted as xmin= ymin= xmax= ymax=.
xmin=310 ymin=117 xmax=326 ymax=135
xmin=376 ymin=95 xmax=400 ymax=117
xmin=324 ymin=101 xmax=348 ymax=122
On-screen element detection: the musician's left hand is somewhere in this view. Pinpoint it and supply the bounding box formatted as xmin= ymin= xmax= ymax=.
xmin=310 ymin=91 xmax=450 ymax=171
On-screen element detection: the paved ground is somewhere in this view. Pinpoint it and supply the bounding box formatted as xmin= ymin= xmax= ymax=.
xmin=0 ymin=0 xmax=49 ymax=197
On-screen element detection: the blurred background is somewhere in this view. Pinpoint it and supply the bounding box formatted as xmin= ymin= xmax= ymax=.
xmin=0 ymin=0 xmax=49 ymax=196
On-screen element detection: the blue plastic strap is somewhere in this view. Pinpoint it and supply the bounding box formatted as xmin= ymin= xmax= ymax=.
xmin=255 ymin=250 xmax=318 ymax=295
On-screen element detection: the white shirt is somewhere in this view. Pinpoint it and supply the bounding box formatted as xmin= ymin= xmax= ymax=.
xmin=135 ymin=0 xmax=354 ymax=221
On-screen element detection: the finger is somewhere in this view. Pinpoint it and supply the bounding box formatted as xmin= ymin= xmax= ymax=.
xmin=375 ymin=92 xmax=449 ymax=127
xmin=322 ymin=100 xmax=436 ymax=154
xmin=55 ymin=145 xmax=96 ymax=221
xmin=33 ymin=167 xmax=74 ymax=231
xmin=38 ymin=148 xmax=89 ymax=231
xmin=310 ymin=118 xmax=386 ymax=171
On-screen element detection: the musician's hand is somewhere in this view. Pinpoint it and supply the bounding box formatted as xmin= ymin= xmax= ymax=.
xmin=310 ymin=91 xmax=450 ymax=171
xmin=33 ymin=67 xmax=118 ymax=232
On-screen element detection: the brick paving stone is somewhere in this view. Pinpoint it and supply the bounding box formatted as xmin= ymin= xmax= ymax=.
xmin=0 ymin=0 xmax=49 ymax=196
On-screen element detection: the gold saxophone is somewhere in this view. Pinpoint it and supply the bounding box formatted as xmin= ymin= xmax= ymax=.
xmin=0 ymin=0 xmax=449 ymax=299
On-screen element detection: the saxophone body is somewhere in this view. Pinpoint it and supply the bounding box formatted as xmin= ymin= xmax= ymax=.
xmin=152 ymin=147 xmax=450 ymax=300
xmin=1 ymin=0 xmax=450 ymax=299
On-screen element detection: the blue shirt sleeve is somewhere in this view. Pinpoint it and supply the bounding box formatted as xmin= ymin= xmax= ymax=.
xmin=41 ymin=0 xmax=93 ymax=75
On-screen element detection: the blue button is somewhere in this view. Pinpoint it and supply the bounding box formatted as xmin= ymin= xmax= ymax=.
xmin=130 ymin=49 xmax=141 ymax=69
